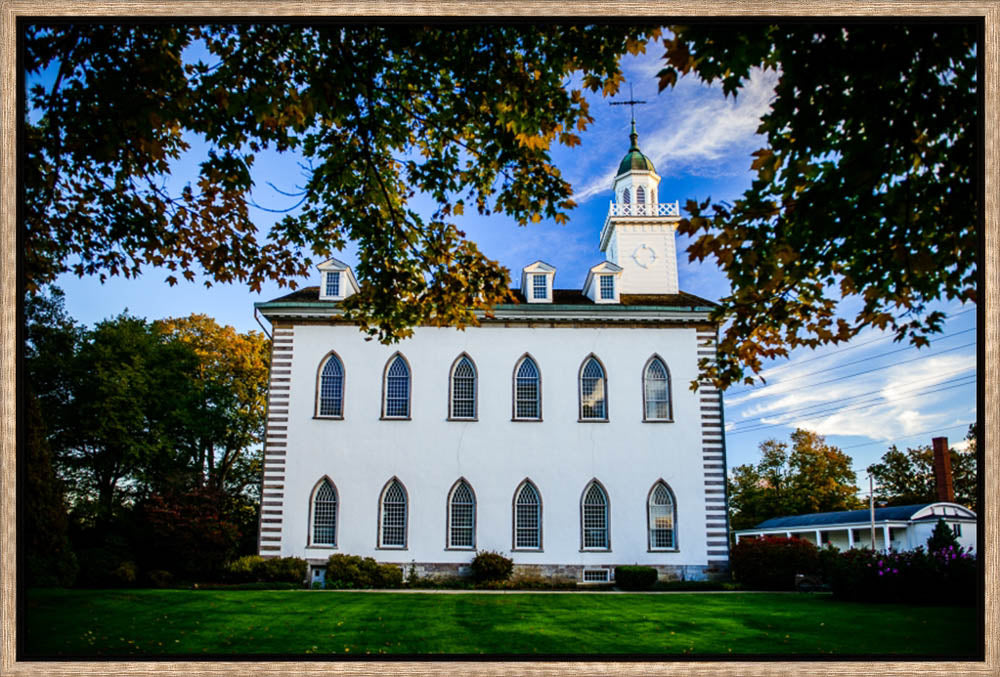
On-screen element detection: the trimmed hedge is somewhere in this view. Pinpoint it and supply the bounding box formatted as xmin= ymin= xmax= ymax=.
xmin=470 ymin=551 xmax=514 ymax=583
xmin=614 ymin=566 xmax=658 ymax=590
xmin=324 ymin=554 xmax=403 ymax=589
xmin=731 ymin=536 xmax=820 ymax=590
xmin=223 ymin=555 xmax=307 ymax=584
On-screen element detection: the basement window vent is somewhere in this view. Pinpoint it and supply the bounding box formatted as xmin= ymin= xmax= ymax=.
xmin=583 ymin=569 xmax=611 ymax=583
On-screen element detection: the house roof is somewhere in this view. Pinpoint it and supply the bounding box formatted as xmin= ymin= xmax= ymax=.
xmin=752 ymin=503 xmax=970 ymax=529
xmin=264 ymin=286 xmax=717 ymax=309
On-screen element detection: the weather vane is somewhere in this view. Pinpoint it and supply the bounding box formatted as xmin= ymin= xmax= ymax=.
xmin=609 ymin=83 xmax=647 ymax=123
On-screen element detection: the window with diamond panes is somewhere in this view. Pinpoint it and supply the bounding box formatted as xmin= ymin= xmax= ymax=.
xmin=318 ymin=354 xmax=344 ymax=417
xmin=599 ymin=275 xmax=614 ymax=300
xmin=325 ymin=271 xmax=340 ymax=297
xmin=383 ymin=355 xmax=410 ymax=418
xmin=644 ymin=357 xmax=671 ymax=421
xmin=649 ymin=482 xmax=675 ymax=549
xmin=311 ymin=479 xmax=337 ymax=546
xmin=448 ymin=481 xmax=476 ymax=548
xmin=380 ymin=479 xmax=407 ymax=547
xmin=579 ymin=357 xmax=607 ymax=420
xmin=514 ymin=482 xmax=541 ymax=549
xmin=514 ymin=357 xmax=541 ymax=419
xmin=532 ymin=274 xmax=547 ymax=300
xmin=582 ymin=482 xmax=609 ymax=549
xmin=450 ymin=356 xmax=476 ymax=419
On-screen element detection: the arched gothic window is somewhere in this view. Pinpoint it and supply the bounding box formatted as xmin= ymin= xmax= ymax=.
xmin=449 ymin=355 xmax=477 ymax=420
xmin=379 ymin=478 xmax=408 ymax=548
xmin=513 ymin=355 xmax=541 ymax=420
xmin=581 ymin=481 xmax=609 ymax=549
xmin=513 ymin=481 xmax=541 ymax=549
xmin=643 ymin=356 xmax=672 ymax=421
xmin=636 ymin=185 xmax=646 ymax=204
xmin=648 ymin=481 xmax=677 ymax=550
xmin=311 ymin=478 xmax=338 ymax=546
xmin=317 ymin=352 xmax=344 ymax=417
xmin=622 ymin=187 xmax=631 ymax=204
xmin=382 ymin=354 xmax=411 ymax=418
xmin=579 ymin=356 xmax=608 ymax=420
xmin=448 ymin=479 xmax=476 ymax=549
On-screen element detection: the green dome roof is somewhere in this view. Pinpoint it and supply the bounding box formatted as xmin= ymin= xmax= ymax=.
xmin=616 ymin=121 xmax=656 ymax=176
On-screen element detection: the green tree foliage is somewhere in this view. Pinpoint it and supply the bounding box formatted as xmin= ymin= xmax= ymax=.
xmin=25 ymin=23 xmax=656 ymax=342
xmin=728 ymin=429 xmax=863 ymax=530
xmin=658 ymin=24 xmax=977 ymax=389
xmin=24 ymin=288 xmax=271 ymax=580
xmin=867 ymin=424 xmax=978 ymax=513
xmin=926 ymin=517 xmax=961 ymax=554
xmin=23 ymin=384 xmax=79 ymax=587
xmin=152 ymin=314 xmax=269 ymax=495
xmin=57 ymin=313 xmax=202 ymax=520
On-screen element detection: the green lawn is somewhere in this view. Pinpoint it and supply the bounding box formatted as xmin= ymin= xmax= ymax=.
xmin=24 ymin=589 xmax=979 ymax=657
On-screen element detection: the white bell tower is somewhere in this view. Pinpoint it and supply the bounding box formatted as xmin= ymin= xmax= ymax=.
xmin=598 ymin=121 xmax=681 ymax=295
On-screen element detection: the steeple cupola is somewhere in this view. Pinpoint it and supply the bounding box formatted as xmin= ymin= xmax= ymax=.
xmin=599 ymin=121 xmax=681 ymax=295
xmin=616 ymin=120 xmax=657 ymax=176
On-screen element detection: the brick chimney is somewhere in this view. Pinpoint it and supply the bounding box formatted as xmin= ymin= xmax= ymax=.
xmin=932 ymin=436 xmax=955 ymax=502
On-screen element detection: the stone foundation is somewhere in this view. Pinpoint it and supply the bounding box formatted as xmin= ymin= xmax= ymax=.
xmin=307 ymin=559 xmax=729 ymax=583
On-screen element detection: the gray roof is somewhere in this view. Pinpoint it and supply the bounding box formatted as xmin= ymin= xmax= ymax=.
xmin=264 ymin=286 xmax=718 ymax=309
xmin=754 ymin=504 xmax=939 ymax=529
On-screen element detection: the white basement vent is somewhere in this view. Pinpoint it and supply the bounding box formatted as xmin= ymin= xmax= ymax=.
xmin=583 ymin=569 xmax=611 ymax=583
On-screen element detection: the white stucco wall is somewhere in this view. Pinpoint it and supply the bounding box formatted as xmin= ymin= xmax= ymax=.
xmin=264 ymin=322 xmax=720 ymax=571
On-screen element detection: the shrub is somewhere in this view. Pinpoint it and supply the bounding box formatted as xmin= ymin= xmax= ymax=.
xmin=927 ymin=518 xmax=961 ymax=553
xmin=614 ymin=565 xmax=658 ymax=590
xmin=75 ymin=545 xmax=131 ymax=587
xmin=223 ymin=555 xmax=307 ymax=584
xmin=112 ymin=561 xmax=138 ymax=586
xmin=260 ymin=556 xmax=308 ymax=583
xmin=827 ymin=545 xmax=976 ymax=605
xmin=146 ymin=569 xmax=174 ymax=588
xmin=470 ymin=550 xmax=514 ymax=583
xmin=730 ymin=536 xmax=820 ymax=590
xmin=325 ymin=554 xmax=402 ymax=589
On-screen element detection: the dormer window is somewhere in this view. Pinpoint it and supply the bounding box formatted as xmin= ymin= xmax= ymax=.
xmin=317 ymin=257 xmax=359 ymax=301
xmin=521 ymin=261 xmax=556 ymax=303
xmin=325 ymin=271 xmax=341 ymax=298
xmin=532 ymin=274 xmax=547 ymax=300
xmin=583 ymin=261 xmax=622 ymax=304
xmin=599 ymin=275 xmax=615 ymax=300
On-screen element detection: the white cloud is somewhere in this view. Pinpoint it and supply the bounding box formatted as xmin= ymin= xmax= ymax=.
xmin=571 ymin=67 xmax=778 ymax=203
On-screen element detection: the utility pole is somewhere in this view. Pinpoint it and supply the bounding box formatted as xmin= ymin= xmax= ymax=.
xmin=869 ymin=474 xmax=876 ymax=550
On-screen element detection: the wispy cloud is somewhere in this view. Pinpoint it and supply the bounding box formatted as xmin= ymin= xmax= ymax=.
xmin=572 ymin=67 xmax=778 ymax=203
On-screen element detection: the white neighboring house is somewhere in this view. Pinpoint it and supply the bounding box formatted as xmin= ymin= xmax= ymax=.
xmin=732 ymin=502 xmax=977 ymax=553
xmin=254 ymin=124 xmax=730 ymax=585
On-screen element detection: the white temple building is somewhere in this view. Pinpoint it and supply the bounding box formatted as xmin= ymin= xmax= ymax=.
xmin=254 ymin=123 xmax=730 ymax=584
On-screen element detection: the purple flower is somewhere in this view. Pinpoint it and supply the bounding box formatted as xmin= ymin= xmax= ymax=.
xmin=878 ymin=571 xmax=884 ymax=576
xmin=893 ymin=569 xmax=898 ymax=574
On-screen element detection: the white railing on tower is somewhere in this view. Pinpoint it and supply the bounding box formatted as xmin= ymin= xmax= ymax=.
xmin=600 ymin=200 xmax=682 ymax=249
xmin=607 ymin=201 xmax=680 ymax=217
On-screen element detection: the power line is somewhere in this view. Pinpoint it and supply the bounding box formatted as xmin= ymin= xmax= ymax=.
xmin=726 ymin=341 xmax=976 ymax=401
xmin=731 ymin=327 xmax=975 ymax=389
xmin=725 ymin=378 xmax=975 ymax=435
xmin=839 ymin=422 xmax=973 ymax=451
xmin=726 ymin=366 xmax=977 ymax=427
xmin=728 ymin=306 xmax=976 ymax=388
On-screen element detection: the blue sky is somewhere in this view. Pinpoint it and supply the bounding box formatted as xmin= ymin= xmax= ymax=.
xmin=47 ymin=43 xmax=977 ymax=492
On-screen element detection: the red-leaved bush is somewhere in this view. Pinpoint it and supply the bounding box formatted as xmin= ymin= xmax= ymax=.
xmin=730 ymin=536 xmax=821 ymax=590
